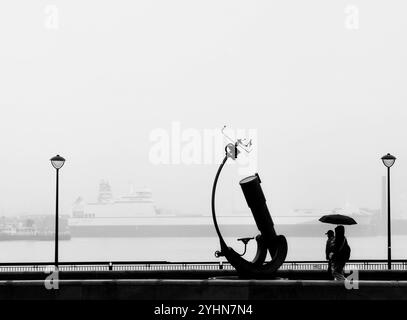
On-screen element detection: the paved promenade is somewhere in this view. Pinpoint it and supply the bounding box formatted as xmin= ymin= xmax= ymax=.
xmin=1 ymin=272 xmax=407 ymax=300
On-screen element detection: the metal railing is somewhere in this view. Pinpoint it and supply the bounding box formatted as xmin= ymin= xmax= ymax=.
xmin=1 ymin=260 xmax=407 ymax=273
xmin=280 ymin=260 xmax=407 ymax=271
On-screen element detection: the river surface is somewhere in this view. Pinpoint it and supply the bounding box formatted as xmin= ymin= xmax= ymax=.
xmin=0 ymin=236 xmax=406 ymax=262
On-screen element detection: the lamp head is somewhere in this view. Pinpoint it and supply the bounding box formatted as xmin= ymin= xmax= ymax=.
xmin=51 ymin=155 xmax=66 ymax=170
xmin=381 ymin=153 xmax=396 ymax=168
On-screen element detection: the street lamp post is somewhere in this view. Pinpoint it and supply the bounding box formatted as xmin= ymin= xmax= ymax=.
xmin=381 ymin=153 xmax=396 ymax=270
xmin=50 ymin=155 xmax=66 ymax=268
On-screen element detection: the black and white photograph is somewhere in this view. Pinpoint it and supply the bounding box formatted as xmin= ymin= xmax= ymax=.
xmin=0 ymin=0 xmax=406 ymax=317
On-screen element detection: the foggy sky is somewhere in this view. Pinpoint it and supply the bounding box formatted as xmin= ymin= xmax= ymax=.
xmin=0 ymin=1 xmax=406 ymax=217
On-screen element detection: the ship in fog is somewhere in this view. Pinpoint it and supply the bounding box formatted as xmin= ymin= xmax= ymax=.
xmin=70 ymin=180 xmax=261 ymax=237
xmin=69 ymin=180 xmax=407 ymax=238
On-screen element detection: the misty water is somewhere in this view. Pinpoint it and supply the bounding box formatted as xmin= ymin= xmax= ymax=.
xmin=0 ymin=236 xmax=406 ymax=263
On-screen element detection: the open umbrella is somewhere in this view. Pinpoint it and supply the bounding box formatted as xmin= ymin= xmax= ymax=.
xmin=319 ymin=214 xmax=357 ymax=225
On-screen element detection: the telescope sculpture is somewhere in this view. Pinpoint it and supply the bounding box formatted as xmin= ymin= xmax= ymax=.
xmin=212 ymin=128 xmax=288 ymax=278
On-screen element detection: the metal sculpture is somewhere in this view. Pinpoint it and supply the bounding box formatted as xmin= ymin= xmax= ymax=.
xmin=212 ymin=127 xmax=288 ymax=278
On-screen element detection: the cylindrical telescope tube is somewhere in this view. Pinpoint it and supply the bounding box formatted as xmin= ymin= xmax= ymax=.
xmin=239 ymin=174 xmax=276 ymax=239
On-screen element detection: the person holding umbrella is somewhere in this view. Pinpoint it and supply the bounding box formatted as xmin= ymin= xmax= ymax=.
xmin=329 ymin=225 xmax=351 ymax=280
xmin=319 ymin=214 xmax=355 ymax=280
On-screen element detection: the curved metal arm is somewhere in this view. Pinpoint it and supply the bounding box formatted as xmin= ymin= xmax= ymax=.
xmin=211 ymin=154 xmax=228 ymax=250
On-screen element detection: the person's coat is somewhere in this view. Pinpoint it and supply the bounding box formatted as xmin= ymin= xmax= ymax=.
xmin=332 ymin=237 xmax=351 ymax=264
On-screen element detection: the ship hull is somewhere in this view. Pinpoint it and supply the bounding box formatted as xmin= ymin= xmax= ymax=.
xmin=69 ymin=221 xmax=390 ymax=238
